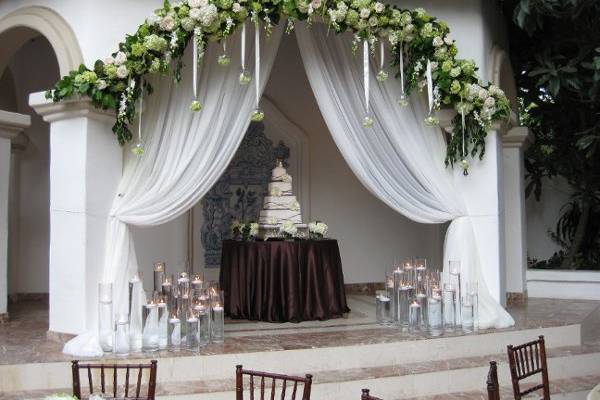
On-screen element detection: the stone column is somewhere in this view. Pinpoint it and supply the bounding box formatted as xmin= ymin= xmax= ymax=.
xmin=439 ymin=110 xmax=508 ymax=305
xmin=0 ymin=110 xmax=31 ymax=323
xmin=29 ymin=93 xmax=122 ymax=334
xmin=503 ymin=126 xmax=532 ymax=304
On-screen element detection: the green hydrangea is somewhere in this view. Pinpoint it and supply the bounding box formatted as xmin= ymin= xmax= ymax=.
xmin=450 ymin=66 xmax=461 ymax=78
xmin=149 ymin=58 xmax=161 ymax=73
xmin=216 ymin=0 xmax=233 ymax=9
xmin=420 ymin=22 xmax=433 ymax=37
xmin=177 ymin=5 xmax=190 ymax=18
xmin=345 ymin=9 xmax=359 ymax=27
xmin=450 ymin=80 xmax=461 ymax=94
xmin=131 ymin=42 xmax=146 ymax=57
xmin=75 ymin=70 xmax=97 ymax=84
xmin=461 ymin=60 xmax=475 ymax=76
xmin=104 ymin=64 xmax=118 ymax=79
xmin=441 ymin=60 xmax=453 ymax=72
xmin=143 ymin=34 xmax=167 ymax=52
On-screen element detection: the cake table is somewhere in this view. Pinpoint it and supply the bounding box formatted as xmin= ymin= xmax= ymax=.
xmin=219 ymin=239 xmax=350 ymax=322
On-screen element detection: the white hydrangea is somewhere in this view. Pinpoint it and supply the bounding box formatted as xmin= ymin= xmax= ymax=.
xmin=488 ymin=84 xmax=505 ymax=97
xmin=369 ymin=16 xmax=378 ymax=26
xmin=360 ymin=8 xmax=370 ymax=19
xmin=188 ymin=0 xmax=206 ymax=7
xmin=189 ymin=7 xmax=202 ymax=20
xmin=444 ymin=35 xmax=453 ymax=45
xmin=249 ymin=223 xmax=259 ymax=237
xmin=147 ymin=14 xmax=161 ymax=26
xmin=159 ymin=14 xmax=176 ymax=31
xmin=181 ymin=17 xmax=196 ymax=31
xmin=450 ymin=66 xmax=461 ymax=77
xmin=198 ymin=4 xmax=218 ymax=26
xmin=374 ymin=2 xmax=385 ymax=13
xmin=116 ymin=65 xmax=129 ymax=79
xmin=280 ymin=221 xmax=298 ymax=236
xmin=309 ymin=221 xmax=328 ymax=236
xmin=432 ymin=36 xmax=444 ymax=47
xmin=95 ymin=79 xmax=108 ymax=90
xmin=232 ymin=3 xmax=242 ymax=12
xmin=478 ymin=88 xmax=489 ymax=100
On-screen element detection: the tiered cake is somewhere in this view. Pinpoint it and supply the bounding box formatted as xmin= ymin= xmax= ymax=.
xmin=258 ymin=160 xmax=307 ymax=238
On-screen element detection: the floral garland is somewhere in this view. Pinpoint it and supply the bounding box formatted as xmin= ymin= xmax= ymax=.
xmin=45 ymin=0 xmax=510 ymax=173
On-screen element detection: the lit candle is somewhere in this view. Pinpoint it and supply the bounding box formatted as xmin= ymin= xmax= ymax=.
xmin=153 ymin=262 xmax=166 ymax=293
xmin=211 ymin=302 xmax=225 ymax=343
xmin=168 ymin=315 xmax=181 ymax=348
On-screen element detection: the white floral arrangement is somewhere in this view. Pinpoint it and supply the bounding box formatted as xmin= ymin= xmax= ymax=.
xmin=269 ymin=186 xmax=282 ymax=196
xmin=290 ymin=200 xmax=301 ymax=211
xmin=308 ymin=221 xmax=328 ymax=239
xmin=279 ymin=221 xmax=298 ymax=239
xmin=231 ymin=220 xmax=259 ymax=241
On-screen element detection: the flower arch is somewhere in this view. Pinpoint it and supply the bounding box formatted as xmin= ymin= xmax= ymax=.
xmin=46 ymin=0 xmax=510 ymax=172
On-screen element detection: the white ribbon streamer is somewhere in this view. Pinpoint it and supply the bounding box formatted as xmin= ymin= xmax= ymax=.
xmin=379 ymin=40 xmax=384 ymax=70
xmin=426 ymin=59 xmax=433 ymax=113
xmin=138 ymin=81 xmax=143 ymax=141
xmin=255 ymin=22 xmax=260 ymax=108
xmin=241 ymin=22 xmax=246 ymax=71
xmin=363 ymin=39 xmax=369 ymax=114
xmin=399 ymin=43 xmax=405 ymax=92
xmin=192 ymin=34 xmax=198 ymax=99
xmin=461 ymin=97 xmax=466 ymax=157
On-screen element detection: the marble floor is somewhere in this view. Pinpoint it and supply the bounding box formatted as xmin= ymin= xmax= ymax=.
xmin=1 ymin=296 xmax=599 ymax=365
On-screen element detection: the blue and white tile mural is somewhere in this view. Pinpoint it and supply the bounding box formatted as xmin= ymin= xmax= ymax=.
xmin=201 ymin=122 xmax=290 ymax=269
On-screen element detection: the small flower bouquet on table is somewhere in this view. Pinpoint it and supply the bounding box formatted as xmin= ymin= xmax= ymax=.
xmin=231 ymin=221 xmax=259 ymax=241
xmin=308 ymin=221 xmax=328 ymax=240
xmin=279 ymin=221 xmax=298 ymax=240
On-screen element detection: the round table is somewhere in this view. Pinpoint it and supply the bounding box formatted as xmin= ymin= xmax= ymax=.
xmin=219 ymin=239 xmax=350 ymax=322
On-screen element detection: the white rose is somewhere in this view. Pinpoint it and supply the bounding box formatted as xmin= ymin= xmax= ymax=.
xmin=432 ymin=36 xmax=444 ymax=47
xmin=232 ymin=2 xmax=242 ymax=12
xmin=147 ymin=14 xmax=161 ymax=26
xmin=159 ymin=14 xmax=176 ymax=31
xmin=360 ymin=8 xmax=370 ymax=19
xmin=444 ymin=35 xmax=453 ymax=45
xmin=116 ymin=65 xmax=129 ymax=79
xmin=114 ymin=51 xmax=127 ymax=66
xmin=189 ymin=7 xmax=202 ymax=20
xmin=104 ymin=56 xmax=115 ymax=65
xmin=374 ymin=2 xmax=385 ymax=13
xmin=484 ymin=97 xmax=496 ymax=108
xmin=478 ymin=88 xmax=489 ymax=100
xmin=188 ymin=0 xmax=202 ymax=7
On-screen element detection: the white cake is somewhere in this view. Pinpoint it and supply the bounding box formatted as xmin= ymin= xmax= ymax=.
xmin=258 ymin=161 xmax=302 ymax=225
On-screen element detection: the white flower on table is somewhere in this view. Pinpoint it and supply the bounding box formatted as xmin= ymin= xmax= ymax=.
xmin=308 ymin=221 xmax=328 ymax=237
xmin=249 ymin=223 xmax=259 ymax=237
xmin=280 ymin=221 xmax=298 ymax=236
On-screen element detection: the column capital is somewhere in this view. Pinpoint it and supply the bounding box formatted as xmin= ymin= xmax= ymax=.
xmin=29 ymin=91 xmax=115 ymax=124
xmin=0 ymin=110 xmax=31 ymax=140
xmin=504 ymin=126 xmax=533 ymax=149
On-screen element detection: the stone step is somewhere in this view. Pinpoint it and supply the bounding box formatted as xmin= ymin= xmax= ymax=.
xmin=7 ymin=343 xmax=599 ymax=400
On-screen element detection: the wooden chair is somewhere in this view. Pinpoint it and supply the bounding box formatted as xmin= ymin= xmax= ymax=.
xmin=72 ymin=360 xmax=158 ymax=400
xmin=361 ymin=388 xmax=383 ymax=400
xmin=487 ymin=361 xmax=500 ymax=400
xmin=507 ymin=335 xmax=550 ymax=400
xmin=235 ymin=364 xmax=312 ymax=400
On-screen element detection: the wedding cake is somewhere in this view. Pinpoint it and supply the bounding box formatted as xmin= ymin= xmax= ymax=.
xmin=258 ymin=160 xmax=307 ymax=238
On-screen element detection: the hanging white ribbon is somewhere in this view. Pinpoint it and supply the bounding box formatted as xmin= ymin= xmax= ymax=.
xmin=379 ymin=40 xmax=384 ymax=71
xmin=241 ymin=22 xmax=246 ymax=72
xmin=399 ymin=42 xmax=405 ymax=92
xmin=461 ymin=103 xmax=466 ymax=158
xmin=426 ymin=59 xmax=433 ymax=113
xmin=255 ymin=22 xmax=260 ymax=109
xmin=138 ymin=81 xmax=143 ymax=142
xmin=363 ymin=39 xmax=369 ymax=115
xmin=192 ymin=34 xmax=198 ymax=99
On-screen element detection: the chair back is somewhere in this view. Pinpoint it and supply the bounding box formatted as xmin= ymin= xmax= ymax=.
xmin=72 ymin=360 xmax=158 ymax=400
xmin=507 ymin=335 xmax=550 ymax=400
xmin=235 ymin=365 xmax=312 ymax=400
xmin=361 ymin=388 xmax=383 ymax=400
xmin=486 ymin=361 xmax=500 ymax=400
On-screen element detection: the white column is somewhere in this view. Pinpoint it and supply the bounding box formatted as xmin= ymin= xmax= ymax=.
xmin=439 ymin=110 xmax=507 ymax=305
xmin=503 ymin=127 xmax=532 ymax=299
xmin=0 ymin=110 xmax=31 ymax=322
xmin=30 ymin=93 xmax=122 ymax=334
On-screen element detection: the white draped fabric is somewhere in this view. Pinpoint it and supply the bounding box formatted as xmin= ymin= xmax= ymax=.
xmin=295 ymin=23 xmax=513 ymax=329
xmin=64 ymin=25 xmax=283 ymax=356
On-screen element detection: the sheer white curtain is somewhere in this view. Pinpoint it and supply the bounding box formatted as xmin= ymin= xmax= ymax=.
xmin=64 ymin=25 xmax=283 ymax=356
xmin=295 ymin=23 xmax=513 ymax=329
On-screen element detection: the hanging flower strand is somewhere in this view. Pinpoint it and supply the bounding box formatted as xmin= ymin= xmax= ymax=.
xmin=218 ymin=40 xmax=231 ymax=66
xmin=424 ymin=59 xmax=438 ymax=126
xmin=239 ymin=22 xmax=251 ymax=85
xmin=132 ymin=80 xmax=144 ymax=156
xmin=397 ymin=42 xmax=408 ymax=107
xmin=190 ymin=28 xmax=202 ymax=112
xmin=459 ymin=95 xmax=469 ymax=175
xmin=376 ymin=40 xmax=388 ymax=82
xmin=250 ymin=19 xmax=264 ymax=122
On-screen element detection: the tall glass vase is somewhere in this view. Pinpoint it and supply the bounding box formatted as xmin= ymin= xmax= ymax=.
xmin=442 ymin=283 xmax=456 ymax=332
xmin=392 ymin=266 xmax=404 ymax=323
xmin=168 ymin=314 xmax=181 ymax=350
xmin=128 ymin=273 xmax=144 ymax=352
xmin=157 ymin=299 xmax=168 ymax=349
xmin=449 ymin=260 xmax=462 ymax=327
xmin=427 ymin=288 xmax=443 ymax=337
xmin=98 ymin=282 xmax=113 ymax=352
xmin=142 ymin=302 xmax=159 ymax=352
xmin=466 ymin=281 xmax=479 ymax=331
xmin=114 ymin=314 xmax=130 ymax=356
xmin=210 ymin=289 xmax=225 ymax=342
xmin=376 ymin=290 xmax=393 ymax=325
xmin=153 ymin=262 xmax=166 ymax=293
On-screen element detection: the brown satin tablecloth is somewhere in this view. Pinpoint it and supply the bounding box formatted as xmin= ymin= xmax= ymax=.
xmin=219 ymin=239 xmax=350 ymax=322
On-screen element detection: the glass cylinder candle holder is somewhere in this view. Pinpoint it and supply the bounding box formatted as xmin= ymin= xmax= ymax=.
xmin=466 ymin=281 xmax=479 ymax=331
xmin=114 ymin=314 xmax=130 ymax=356
xmin=153 ymin=262 xmax=166 ymax=293
xmin=392 ymin=266 xmax=404 ymax=322
xmin=178 ymin=272 xmax=191 ymax=299
xmin=416 ymin=290 xmax=428 ymax=331
xmin=161 ymin=275 xmax=174 ymax=309
xmin=415 ymin=257 xmax=427 ymax=293
xmin=398 ymin=282 xmax=413 ymax=330
xmin=157 ymin=299 xmax=168 ymax=349
xmin=168 ymin=314 xmax=181 ymax=350
xmin=461 ymin=293 xmax=474 ymax=333
xmin=427 ymin=288 xmax=443 ymax=337
xmin=193 ymin=301 xmax=210 ymax=346
xmin=402 ymin=258 xmax=415 ymax=286
xmin=186 ymin=315 xmax=200 ymax=351
xmin=210 ymin=290 xmax=225 ymax=342
xmin=98 ymin=282 xmax=114 ymax=352
xmin=408 ymin=298 xmax=422 ymax=332
xmin=375 ymin=290 xmax=393 ymax=325
xmin=128 ymin=273 xmax=143 ymax=352
xmin=142 ymin=302 xmax=159 ymax=352
xmin=442 ymin=283 xmax=456 ymax=332
xmin=448 ymin=260 xmax=462 ymax=327
xmin=191 ymin=273 xmax=204 ymax=295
